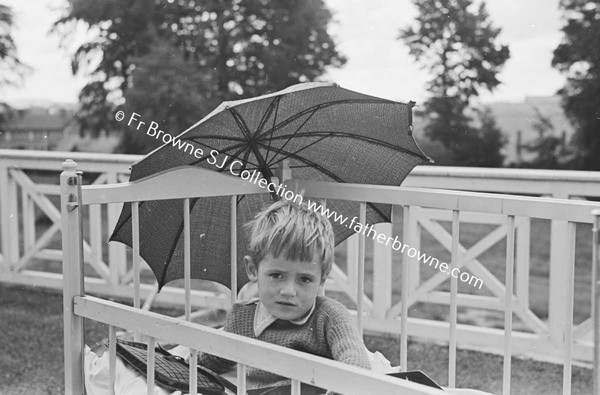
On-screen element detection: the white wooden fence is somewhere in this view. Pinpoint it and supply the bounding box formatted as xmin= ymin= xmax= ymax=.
xmin=2 ymin=149 xmax=600 ymax=374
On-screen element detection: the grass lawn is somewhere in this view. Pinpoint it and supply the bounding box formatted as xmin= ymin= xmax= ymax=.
xmin=0 ymin=284 xmax=593 ymax=395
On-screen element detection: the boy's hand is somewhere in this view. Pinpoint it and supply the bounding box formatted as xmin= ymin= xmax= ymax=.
xmin=168 ymin=345 xmax=191 ymax=362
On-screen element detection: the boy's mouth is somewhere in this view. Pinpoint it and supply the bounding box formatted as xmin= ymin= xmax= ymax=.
xmin=276 ymin=301 xmax=296 ymax=307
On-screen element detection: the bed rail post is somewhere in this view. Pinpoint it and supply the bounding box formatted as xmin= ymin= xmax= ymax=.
xmin=593 ymin=209 xmax=600 ymax=394
xmin=61 ymin=159 xmax=85 ymax=395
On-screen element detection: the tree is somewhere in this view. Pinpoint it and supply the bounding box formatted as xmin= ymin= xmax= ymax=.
xmin=400 ymin=0 xmax=510 ymax=166
xmin=55 ymin=0 xmax=346 ymax=152
xmin=0 ymin=4 xmax=28 ymax=124
xmin=521 ymin=107 xmax=572 ymax=169
xmin=552 ymin=0 xmax=600 ymax=170
xmin=118 ymin=38 xmax=215 ymax=154
xmin=460 ymin=107 xmax=506 ymax=167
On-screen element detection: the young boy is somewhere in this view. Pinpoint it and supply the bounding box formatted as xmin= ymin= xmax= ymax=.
xmin=198 ymin=199 xmax=371 ymax=389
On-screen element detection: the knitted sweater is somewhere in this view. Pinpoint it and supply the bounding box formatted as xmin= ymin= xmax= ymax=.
xmin=198 ymin=296 xmax=371 ymax=389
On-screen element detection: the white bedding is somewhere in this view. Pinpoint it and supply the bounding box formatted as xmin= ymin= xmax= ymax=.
xmin=83 ymin=344 xmax=399 ymax=395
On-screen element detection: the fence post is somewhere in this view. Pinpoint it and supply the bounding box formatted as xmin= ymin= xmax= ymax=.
xmin=515 ymin=216 xmax=531 ymax=308
xmin=22 ymin=188 xmax=35 ymax=252
xmin=0 ymin=159 xmax=11 ymax=271
xmin=106 ymin=170 xmax=126 ymax=285
xmin=7 ymin=167 xmax=19 ymax=267
xmin=592 ymin=210 xmax=600 ymax=395
xmin=346 ymin=235 xmax=359 ymax=296
xmin=373 ymin=222 xmax=392 ymax=318
xmin=0 ymin=163 xmax=21 ymax=270
xmin=405 ymin=206 xmax=421 ymax=292
xmin=61 ymin=159 xmax=85 ymax=395
xmin=548 ymin=189 xmax=570 ymax=345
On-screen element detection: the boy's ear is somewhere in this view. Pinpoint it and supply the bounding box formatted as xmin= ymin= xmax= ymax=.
xmin=244 ymin=255 xmax=258 ymax=282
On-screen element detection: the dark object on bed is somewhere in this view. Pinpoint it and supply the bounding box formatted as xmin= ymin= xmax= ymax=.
xmin=115 ymin=339 xmax=228 ymax=394
xmin=388 ymin=370 xmax=444 ymax=389
xmin=245 ymin=370 xmax=443 ymax=394
xmin=247 ymin=382 xmax=326 ymax=395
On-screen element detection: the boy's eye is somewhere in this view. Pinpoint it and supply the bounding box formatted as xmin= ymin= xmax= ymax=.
xmin=269 ymin=273 xmax=282 ymax=279
xmin=299 ymin=277 xmax=312 ymax=284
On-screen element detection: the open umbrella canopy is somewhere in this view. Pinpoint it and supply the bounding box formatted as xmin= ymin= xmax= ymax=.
xmin=110 ymin=82 xmax=430 ymax=291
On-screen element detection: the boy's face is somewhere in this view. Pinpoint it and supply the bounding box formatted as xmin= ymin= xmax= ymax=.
xmin=245 ymin=252 xmax=324 ymax=321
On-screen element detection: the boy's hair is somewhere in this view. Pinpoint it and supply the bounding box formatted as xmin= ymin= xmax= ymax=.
xmin=246 ymin=199 xmax=335 ymax=278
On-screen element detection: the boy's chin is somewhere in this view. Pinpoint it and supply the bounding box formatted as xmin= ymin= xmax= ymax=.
xmin=271 ymin=306 xmax=311 ymax=321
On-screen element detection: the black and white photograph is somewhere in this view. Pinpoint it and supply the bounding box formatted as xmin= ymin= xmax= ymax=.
xmin=1 ymin=1 xmax=600 ymax=394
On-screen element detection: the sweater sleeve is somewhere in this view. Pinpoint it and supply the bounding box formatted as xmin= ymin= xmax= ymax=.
xmin=197 ymin=349 xmax=236 ymax=374
xmin=197 ymin=304 xmax=243 ymax=374
xmin=322 ymin=300 xmax=371 ymax=370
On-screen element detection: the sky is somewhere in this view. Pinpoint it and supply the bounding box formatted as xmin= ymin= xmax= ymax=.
xmin=0 ymin=0 xmax=567 ymax=107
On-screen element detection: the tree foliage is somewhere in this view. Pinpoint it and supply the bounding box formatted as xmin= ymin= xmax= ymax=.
xmin=119 ymin=38 xmax=214 ymax=153
xmin=466 ymin=107 xmax=506 ymax=167
xmin=0 ymin=4 xmax=28 ymax=124
xmin=520 ymin=108 xmax=573 ymax=169
xmin=0 ymin=4 xmax=27 ymax=87
xmin=552 ymin=0 xmax=600 ymax=170
xmin=400 ymin=0 xmax=510 ymax=167
xmin=55 ymin=0 xmax=346 ymax=152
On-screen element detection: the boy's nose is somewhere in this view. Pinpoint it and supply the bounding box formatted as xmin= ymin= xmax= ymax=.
xmin=280 ymin=281 xmax=296 ymax=297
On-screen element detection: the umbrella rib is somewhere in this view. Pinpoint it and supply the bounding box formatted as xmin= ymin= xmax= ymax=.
xmin=183 ymin=139 xmax=261 ymax=169
xmin=254 ymin=140 xmax=410 ymax=221
xmin=227 ymin=106 xmax=274 ymax=180
xmin=264 ymin=97 xmax=281 ymax=164
xmin=232 ymin=144 xmax=260 ymax=172
xmin=265 ymin=131 xmax=429 ymax=161
xmin=259 ymin=143 xmax=345 ymax=183
xmin=270 ymin=105 xmax=320 ymax=164
xmin=271 ymin=154 xmax=393 ymax=220
xmin=266 ymin=134 xmax=330 ymax=169
xmin=255 ymin=97 xmax=279 ymax=137
xmin=217 ymin=144 xmax=256 ymax=172
xmin=175 ymin=99 xmax=394 ymax=147
xmin=185 ymin=131 xmax=426 ymax=169
xmin=241 ymin=145 xmax=252 ymax=171
xmin=255 ymin=99 xmax=394 ymax=140
xmin=212 ymin=143 xmax=261 ymax=174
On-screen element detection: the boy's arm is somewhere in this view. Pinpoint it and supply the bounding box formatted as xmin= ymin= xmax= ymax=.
xmin=197 ymin=350 xmax=236 ymax=374
xmin=323 ymin=300 xmax=371 ymax=370
xmin=197 ymin=305 xmax=242 ymax=374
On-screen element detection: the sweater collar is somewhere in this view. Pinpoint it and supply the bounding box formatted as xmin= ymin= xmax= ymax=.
xmin=251 ymin=299 xmax=317 ymax=337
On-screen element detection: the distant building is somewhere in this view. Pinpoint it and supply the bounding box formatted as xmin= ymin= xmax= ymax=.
xmin=0 ymin=105 xmax=79 ymax=150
